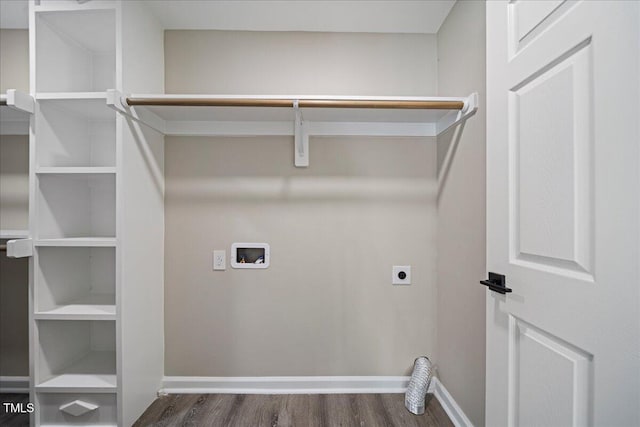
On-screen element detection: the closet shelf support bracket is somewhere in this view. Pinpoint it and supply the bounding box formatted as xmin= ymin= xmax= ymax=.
xmin=294 ymin=101 xmax=309 ymax=167
xmin=436 ymin=92 xmax=478 ymax=135
xmin=107 ymin=89 xmax=167 ymax=135
xmin=6 ymin=238 xmax=33 ymax=258
xmin=4 ymin=89 xmax=35 ymax=114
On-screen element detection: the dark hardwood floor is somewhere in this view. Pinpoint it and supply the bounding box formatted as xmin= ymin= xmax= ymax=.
xmin=0 ymin=394 xmax=30 ymax=427
xmin=133 ymin=393 xmax=453 ymax=427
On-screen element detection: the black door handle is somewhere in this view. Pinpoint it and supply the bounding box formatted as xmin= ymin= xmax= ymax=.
xmin=480 ymin=272 xmax=512 ymax=294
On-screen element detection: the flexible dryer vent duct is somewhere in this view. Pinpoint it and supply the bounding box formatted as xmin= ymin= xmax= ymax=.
xmin=405 ymin=356 xmax=433 ymax=415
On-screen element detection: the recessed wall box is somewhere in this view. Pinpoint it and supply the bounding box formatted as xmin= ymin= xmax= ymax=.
xmin=231 ymin=243 xmax=270 ymax=269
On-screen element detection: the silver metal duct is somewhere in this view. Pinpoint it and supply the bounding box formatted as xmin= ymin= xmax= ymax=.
xmin=405 ymin=356 xmax=433 ymax=415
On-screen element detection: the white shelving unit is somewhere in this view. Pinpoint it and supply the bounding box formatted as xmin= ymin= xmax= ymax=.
xmin=28 ymin=2 xmax=118 ymax=425
xmin=14 ymin=1 xmax=167 ymax=426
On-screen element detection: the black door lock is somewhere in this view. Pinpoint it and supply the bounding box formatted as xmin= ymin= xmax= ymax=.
xmin=480 ymin=272 xmax=512 ymax=294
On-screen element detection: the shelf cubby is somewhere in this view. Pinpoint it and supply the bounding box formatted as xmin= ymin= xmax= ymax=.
xmin=36 ymin=97 xmax=116 ymax=168
xmin=36 ymin=320 xmax=116 ymax=393
xmin=35 ymin=247 xmax=115 ymax=320
xmin=37 ymin=392 xmax=117 ymax=427
xmin=35 ymin=9 xmax=115 ymax=93
xmin=37 ymin=173 xmax=115 ymax=240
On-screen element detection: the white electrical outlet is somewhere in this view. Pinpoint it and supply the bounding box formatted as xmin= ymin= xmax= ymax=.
xmin=213 ymin=250 xmax=226 ymax=270
xmin=392 ymin=265 xmax=411 ymax=285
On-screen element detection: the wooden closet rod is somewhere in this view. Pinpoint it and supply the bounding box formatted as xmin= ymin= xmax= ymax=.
xmin=124 ymin=97 xmax=465 ymax=110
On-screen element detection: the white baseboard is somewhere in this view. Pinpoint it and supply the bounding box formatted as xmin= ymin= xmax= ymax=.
xmin=0 ymin=376 xmax=29 ymax=393
xmin=160 ymin=376 xmax=413 ymax=395
xmin=431 ymin=377 xmax=474 ymax=427
xmin=160 ymin=375 xmax=471 ymax=427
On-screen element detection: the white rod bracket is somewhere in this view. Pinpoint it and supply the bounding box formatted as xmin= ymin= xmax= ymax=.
xmin=7 ymin=239 xmax=33 ymax=258
xmin=294 ymin=102 xmax=309 ymax=167
xmin=436 ymin=92 xmax=478 ymax=135
xmin=6 ymin=89 xmax=35 ymax=114
xmin=106 ymin=89 xmax=167 ymax=135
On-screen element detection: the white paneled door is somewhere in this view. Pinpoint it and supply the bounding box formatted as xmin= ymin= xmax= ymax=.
xmin=486 ymin=1 xmax=639 ymax=426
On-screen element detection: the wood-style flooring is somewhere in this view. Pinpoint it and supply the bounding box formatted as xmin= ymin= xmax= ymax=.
xmin=0 ymin=394 xmax=30 ymax=427
xmin=134 ymin=393 xmax=454 ymax=427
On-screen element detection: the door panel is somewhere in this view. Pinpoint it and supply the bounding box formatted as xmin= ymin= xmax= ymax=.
xmin=510 ymin=39 xmax=593 ymax=278
xmin=508 ymin=316 xmax=592 ymax=427
xmin=513 ymin=0 xmax=564 ymax=41
xmin=509 ymin=0 xmax=575 ymax=55
xmin=487 ymin=1 xmax=639 ymax=426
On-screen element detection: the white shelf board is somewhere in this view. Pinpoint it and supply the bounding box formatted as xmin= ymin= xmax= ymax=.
xmin=35 ymin=294 xmax=115 ymax=321
xmin=35 ymin=238 xmax=116 ymax=247
xmin=36 ymin=167 xmax=116 ymax=175
xmin=36 ymin=94 xmax=114 ymax=122
xmin=0 ymin=229 xmax=29 ymax=239
xmin=36 ymin=351 xmax=116 ymax=393
xmin=36 ymin=92 xmax=107 ymax=100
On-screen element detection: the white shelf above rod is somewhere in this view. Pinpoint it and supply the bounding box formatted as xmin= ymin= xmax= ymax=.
xmin=106 ymin=90 xmax=478 ymax=167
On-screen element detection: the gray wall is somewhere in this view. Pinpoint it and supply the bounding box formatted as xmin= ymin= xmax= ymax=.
xmin=164 ymin=31 xmax=439 ymax=376
xmin=165 ymin=30 xmax=437 ymax=96
xmin=0 ymin=29 xmax=30 ymax=377
xmin=0 ymin=29 xmax=29 ymax=231
xmin=0 ymin=247 xmax=28 ymax=376
xmin=0 ymin=29 xmax=29 ymax=93
xmin=436 ymin=1 xmax=487 ymax=426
